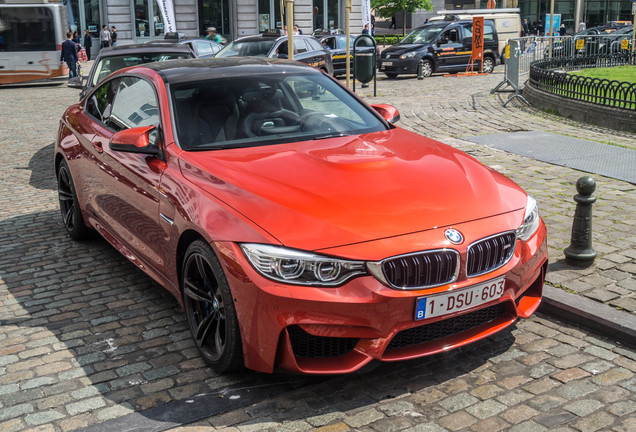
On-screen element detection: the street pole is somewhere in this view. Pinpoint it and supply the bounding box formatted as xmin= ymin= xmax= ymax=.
xmin=345 ymin=0 xmax=351 ymax=88
xmin=285 ymin=0 xmax=294 ymax=60
xmin=549 ymin=0 xmax=555 ymax=58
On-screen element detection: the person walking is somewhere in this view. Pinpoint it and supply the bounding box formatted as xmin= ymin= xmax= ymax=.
xmin=204 ymin=27 xmax=223 ymax=43
xmin=577 ymin=20 xmax=586 ymax=32
xmin=83 ymin=29 xmax=92 ymax=61
xmin=110 ymin=26 xmax=117 ymax=47
xmin=60 ymin=31 xmax=78 ymax=79
xmin=390 ymin=15 xmax=397 ymax=30
xmin=99 ymin=25 xmax=110 ymax=49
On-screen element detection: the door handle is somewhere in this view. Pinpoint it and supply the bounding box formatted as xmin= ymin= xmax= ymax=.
xmin=92 ymin=141 xmax=103 ymax=153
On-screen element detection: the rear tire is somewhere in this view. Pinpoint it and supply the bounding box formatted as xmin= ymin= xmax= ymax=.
xmin=182 ymin=240 xmax=244 ymax=373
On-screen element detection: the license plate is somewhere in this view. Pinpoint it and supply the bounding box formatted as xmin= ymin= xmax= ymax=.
xmin=383 ymin=61 xmax=393 ymax=66
xmin=414 ymin=276 xmax=505 ymax=321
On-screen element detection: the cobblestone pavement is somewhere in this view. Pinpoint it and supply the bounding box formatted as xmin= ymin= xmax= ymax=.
xmin=0 ymin=68 xmax=634 ymax=432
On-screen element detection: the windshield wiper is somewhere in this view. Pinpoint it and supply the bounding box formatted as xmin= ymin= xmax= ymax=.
xmin=312 ymin=132 xmax=348 ymax=140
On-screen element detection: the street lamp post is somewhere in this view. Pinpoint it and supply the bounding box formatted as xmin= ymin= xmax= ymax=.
xmin=345 ymin=0 xmax=351 ymax=88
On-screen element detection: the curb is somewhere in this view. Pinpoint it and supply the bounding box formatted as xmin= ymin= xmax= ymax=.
xmin=540 ymin=285 xmax=636 ymax=348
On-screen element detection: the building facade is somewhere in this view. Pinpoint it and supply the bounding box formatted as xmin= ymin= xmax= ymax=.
xmin=64 ymin=0 xmax=366 ymax=50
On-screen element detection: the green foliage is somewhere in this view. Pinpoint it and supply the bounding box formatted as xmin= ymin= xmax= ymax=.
xmin=370 ymin=0 xmax=433 ymax=19
xmin=374 ymin=35 xmax=404 ymax=45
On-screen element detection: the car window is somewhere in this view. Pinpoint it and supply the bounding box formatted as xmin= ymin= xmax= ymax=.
xmin=439 ymin=28 xmax=460 ymax=44
xmin=193 ymin=40 xmax=215 ymax=57
xmin=306 ymin=37 xmax=324 ymax=51
xmin=86 ymin=78 xmax=121 ymax=124
xmin=461 ymin=23 xmax=496 ymax=42
xmin=109 ymin=76 xmax=160 ymax=133
xmin=170 ymin=72 xmax=386 ymax=150
xmin=401 ymin=23 xmax=447 ymax=44
xmin=216 ymin=39 xmax=277 ymax=57
xmin=91 ymin=52 xmax=193 ymax=86
xmin=295 ymin=38 xmax=308 ymax=53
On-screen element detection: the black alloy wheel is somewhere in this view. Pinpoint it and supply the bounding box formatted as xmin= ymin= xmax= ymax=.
xmin=57 ymin=159 xmax=91 ymax=240
xmin=182 ymin=240 xmax=244 ymax=373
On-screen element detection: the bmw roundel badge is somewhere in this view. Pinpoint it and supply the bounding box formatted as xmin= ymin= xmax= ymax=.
xmin=445 ymin=229 xmax=463 ymax=244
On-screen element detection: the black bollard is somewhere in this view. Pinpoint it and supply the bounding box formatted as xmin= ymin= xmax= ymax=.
xmin=564 ymin=176 xmax=597 ymax=267
xmin=417 ymin=59 xmax=424 ymax=80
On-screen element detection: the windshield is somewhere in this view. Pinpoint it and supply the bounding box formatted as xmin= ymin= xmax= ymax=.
xmin=91 ymin=52 xmax=192 ymax=86
xmin=216 ymin=38 xmax=278 ymax=57
xmin=399 ymin=23 xmax=447 ymax=44
xmin=170 ymin=72 xmax=387 ymax=150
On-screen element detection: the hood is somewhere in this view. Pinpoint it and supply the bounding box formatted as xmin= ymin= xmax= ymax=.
xmin=382 ymin=44 xmax=429 ymax=56
xmin=179 ymin=128 xmax=527 ymax=251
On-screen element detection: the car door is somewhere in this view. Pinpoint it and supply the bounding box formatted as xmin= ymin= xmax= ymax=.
xmin=85 ymin=75 xmax=171 ymax=279
xmin=434 ymin=26 xmax=467 ymax=71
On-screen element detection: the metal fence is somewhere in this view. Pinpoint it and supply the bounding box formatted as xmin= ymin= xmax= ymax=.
xmin=528 ymin=54 xmax=636 ymax=111
xmin=493 ymin=34 xmax=636 ymax=94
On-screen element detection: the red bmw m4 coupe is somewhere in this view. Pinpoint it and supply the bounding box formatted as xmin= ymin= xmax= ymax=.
xmin=55 ymin=57 xmax=547 ymax=374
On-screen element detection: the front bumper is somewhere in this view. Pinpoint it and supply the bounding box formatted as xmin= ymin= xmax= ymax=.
xmin=215 ymin=217 xmax=548 ymax=374
xmin=378 ymin=57 xmax=420 ymax=74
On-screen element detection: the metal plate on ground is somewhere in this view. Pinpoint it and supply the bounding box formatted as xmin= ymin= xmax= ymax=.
xmin=463 ymin=131 xmax=636 ymax=184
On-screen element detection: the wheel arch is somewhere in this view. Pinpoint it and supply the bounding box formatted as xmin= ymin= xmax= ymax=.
xmin=175 ymin=229 xmax=208 ymax=300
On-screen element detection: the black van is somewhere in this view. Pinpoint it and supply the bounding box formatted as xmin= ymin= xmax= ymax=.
xmin=378 ymin=19 xmax=500 ymax=78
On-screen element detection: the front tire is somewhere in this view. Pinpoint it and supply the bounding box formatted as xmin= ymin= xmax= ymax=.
xmin=182 ymin=240 xmax=244 ymax=373
xmin=57 ymin=159 xmax=91 ymax=240
xmin=420 ymin=59 xmax=433 ymax=78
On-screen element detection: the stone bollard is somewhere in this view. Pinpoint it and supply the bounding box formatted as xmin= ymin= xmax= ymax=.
xmin=564 ymin=176 xmax=597 ymax=267
xmin=417 ymin=59 xmax=424 ymax=80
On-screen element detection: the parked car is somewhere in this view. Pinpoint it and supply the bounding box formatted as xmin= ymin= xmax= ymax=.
xmin=55 ymin=57 xmax=547 ymax=375
xmin=318 ymin=33 xmax=376 ymax=77
xmin=378 ymin=19 xmax=500 ymax=78
xmin=215 ymin=30 xmax=334 ymax=75
xmin=69 ymin=43 xmax=194 ymax=99
xmin=146 ymin=37 xmax=224 ymax=58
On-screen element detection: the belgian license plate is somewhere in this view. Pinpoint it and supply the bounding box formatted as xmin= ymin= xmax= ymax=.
xmin=414 ymin=276 xmax=505 ymax=321
xmin=383 ymin=61 xmax=392 ymax=66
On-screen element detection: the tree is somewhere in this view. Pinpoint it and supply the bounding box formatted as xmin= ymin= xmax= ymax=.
xmin=371 ymin=0 xmax=433 ymax=37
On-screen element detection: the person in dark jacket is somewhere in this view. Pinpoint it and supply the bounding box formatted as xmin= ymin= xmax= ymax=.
xmin=83 ymin=29 xmax=92 ymax=61
xmin=60 ymin=31 xmax=78 ymax=78
xmin=110 ymin=26 xmax=117 ymax=47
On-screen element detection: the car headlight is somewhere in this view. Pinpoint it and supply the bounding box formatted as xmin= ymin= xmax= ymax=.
xmin=241 ymin=244 xmax=367 ymax=286
xmin=400 ymin=51 xmax=417 ymax=59
xmin=516 ymin=195 xmax=541 ymax=241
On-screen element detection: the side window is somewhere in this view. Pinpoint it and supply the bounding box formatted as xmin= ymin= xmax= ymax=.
xmin=294 ymin=39 xmax=308 ymax=53
xmin=440 ymin=28 xmax=459 ymax=44
xmin=306 ymin=38 xmax=323 ymax=51
xmin=86 ymin=78 xmax=121 ymax=124
xmin=109 ymin=76 xmax=160 ymax=134
xmin=484 ymin=24 xmax=495 ymax=41
xmin=194 ymin=40 xmax=214 ymax=57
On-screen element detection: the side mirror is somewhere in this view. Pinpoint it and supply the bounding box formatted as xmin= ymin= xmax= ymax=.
xmin=371 ymin=104 xmax=400 ymax=124
xmin=67 ymin=76 xmax=84 ymax=89
xmin=109 ymin=125 xmax=161 ymax=156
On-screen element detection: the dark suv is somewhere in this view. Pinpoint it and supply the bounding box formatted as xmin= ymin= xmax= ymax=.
xmin=378 ymin=19 xmax=500 ymax=78
xmin=215 ymin=30 xmax=334 ymax=75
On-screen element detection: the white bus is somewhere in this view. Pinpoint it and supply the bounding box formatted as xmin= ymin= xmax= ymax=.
xmin=0 ymin=0 xmax=69 ymax=84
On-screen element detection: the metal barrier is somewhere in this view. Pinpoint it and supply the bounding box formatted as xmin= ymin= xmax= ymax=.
xmin=493 ymin=34 xmax=636 ymax=96
xmin=528 ymin=54 xmax=636 ymax=111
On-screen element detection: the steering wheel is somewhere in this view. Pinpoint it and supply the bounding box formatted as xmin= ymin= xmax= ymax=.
xmin=243 ymin=109 xmax=300 ymax=138
xmin=299 ymin=111 xmax=347 ymax=134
